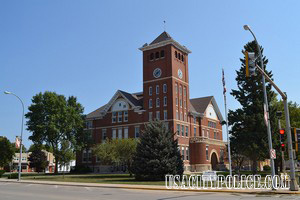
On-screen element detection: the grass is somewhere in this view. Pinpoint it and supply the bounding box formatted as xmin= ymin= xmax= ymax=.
xmin=21 ymin=174 xmax=166 ymax=186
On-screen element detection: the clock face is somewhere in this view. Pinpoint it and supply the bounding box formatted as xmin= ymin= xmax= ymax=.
xmin=153 ymin=68 xmax=162 ymax=78
xmin=178 ymin=69 xmax=183 ymax=79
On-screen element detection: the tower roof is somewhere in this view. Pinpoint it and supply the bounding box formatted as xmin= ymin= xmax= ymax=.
xmin=150 ymin=31 xmax=172 ymax=45
xmin=139 ymin=31 xmax=191 ymax=54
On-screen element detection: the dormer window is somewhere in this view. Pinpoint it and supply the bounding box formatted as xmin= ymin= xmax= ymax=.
xmin=160 ymin=50 xmax=165 ymax=58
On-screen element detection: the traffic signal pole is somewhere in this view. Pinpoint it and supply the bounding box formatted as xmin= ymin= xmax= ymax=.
xmin=255 ymin=64 xmax=299 ymax=191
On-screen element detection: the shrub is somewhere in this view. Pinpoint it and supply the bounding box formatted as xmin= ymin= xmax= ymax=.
xmin=0 ymin=170 xmax=5 ymax=178
xmin=70 ymin=165 xmax=92 ymax=174
xmin=7 ymin=173 xmax=18 ymax=179
xmin=263 ymin=165 xmax=271 ymax=171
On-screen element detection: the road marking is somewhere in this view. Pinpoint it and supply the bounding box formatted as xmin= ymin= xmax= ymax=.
xmin=84 ymin=187 xmax=92 ymax=191
xmin=24 ymin=184 xmax=33 ymax=187
xmin=54 ymin=185 xmax=58 ymax=189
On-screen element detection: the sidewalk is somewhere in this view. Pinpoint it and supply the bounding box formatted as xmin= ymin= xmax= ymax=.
xmin=0 ymin=178 xmax=299 ymax=195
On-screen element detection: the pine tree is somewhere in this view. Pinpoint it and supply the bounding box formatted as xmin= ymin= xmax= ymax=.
xmin=132 ymin=120 xmax=183 ymax=181
xmin=228 ymin=41 xmax=279 ymax=174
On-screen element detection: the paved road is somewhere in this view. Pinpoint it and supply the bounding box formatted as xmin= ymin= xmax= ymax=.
xmin=0 ymin=182 xmax=300 ymax=200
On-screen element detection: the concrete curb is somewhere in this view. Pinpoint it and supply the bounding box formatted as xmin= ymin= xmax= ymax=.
xmin=0 ymin=179 xmax=299 ymax=195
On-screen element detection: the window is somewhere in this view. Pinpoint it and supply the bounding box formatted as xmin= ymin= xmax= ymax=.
xmin=178 ymin=53 xmax=181 ymax=60
xmin=163 ymin=84 xmax=167 ymax=93
xmin=156 ymin=85 xmax=159 ymax=94
xmin=185 ymin=126 xmax=188 ymax=137
xmin=207 ymin=130 xmax=209 ymax=138
xmin=175 ymin=51 xmax=178 ymax=58
xmin=149 ymin=86 xmax=152 ymax=96
xmin=102 ymin=129 xmax=107 ymax=143
xmin=86 ymin=121 xmax=93 ymax=129
xmin=156 ymin=98 xmax=160 ymax=107
xmin=177 ymin=124 xmax=180 ymax=135
xmin=149 ymin=112 xmax=152 ymax=121
xmin=179 ymin=86 xmax=182 ymax=95
xmin=202 ymin=129 xmax=204 ymax=137
xmin=124 ymin=128 xmax=128 ymax=139
xmin=184 ymin=100 xmax=187 ymax=109
xmin=186 ymin=147 xmax=189 ymax=161
xmin=163 ymin=96 xmax=167 ymax=106
xmin=112 ymin=129 xmax=117 ymax=139
xmin=124 ymin=111 xmax=128 ymax=122
xmin=118 ymin=128 xmax=122 ymax=139
xmin=176 ymin=98 xmax=178 ymax=106
xmin=193 ymin=116 xmax=196 ymax=124
xmin=181 ymin=125 xmax=184 ymax=136
xmin=214 ymin=131 xmax=217 ymax=139
xmin=150 ymin=53 xmax=154 ymax=60
xmin=182 ymin=55 xmax=184 ymax=62
xmin=164 ymin=110 xmax=167 ymax=120
xmin=181 ymin=147 xmax=185 ymax=160
xmin=156 ymin=111 xmax=160 ymax=120
xmin=160 ymin=50 xmax=165 ymax=58
xmin=149 ymin=99 xmax=152 ymax=108
xmin=175 ymin=84 xmax=178 ymax=94
xmin=83 ymin=149 xmax=92 ymax=163
xmin=180 ymin=99 xmax=182 ymax=107
xmin=194 ymin=127 xmax=197 ymax=137
xmin=184 ymin=113 xmax=187 ymax=121
xmin=135 ymin=126 xmax=140 ymax=138
xmin=183 ymin=87 xmax=186 ymax=97
xmin=118 ymin=111 xmax=122 ymax=122
xmin=180 ymin=112 xmax=183 ymax=121
xmin=206 ymin=146 xmax=209 ymax=160
xmin=176 ymin=110 xmax=179 ymax=120
xmin=112 ymin=112 xmax=117 ymax=123
xmin=155 ymin=52 xmax=159 ymax=59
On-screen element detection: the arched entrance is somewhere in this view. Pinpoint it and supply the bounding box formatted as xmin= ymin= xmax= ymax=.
xmin=211 ymin=152 xmax=218 ymax=171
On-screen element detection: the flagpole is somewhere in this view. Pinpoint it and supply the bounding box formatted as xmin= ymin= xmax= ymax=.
xmin=222 ymin=69 xmax=232 ymax=176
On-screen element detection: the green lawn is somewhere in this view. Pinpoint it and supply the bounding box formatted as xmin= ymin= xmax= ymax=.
xmin=22 ymin=174 xmax=166 ymax=186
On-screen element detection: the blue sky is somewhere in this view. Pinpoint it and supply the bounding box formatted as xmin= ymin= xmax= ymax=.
xmin=1 ymin=0 xmax=300 ymax=148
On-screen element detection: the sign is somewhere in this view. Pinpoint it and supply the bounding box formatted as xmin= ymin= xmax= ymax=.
xmin=202 ymin=171 xmax=217 ymax=181
xmin=270 ymin=149 xmax=276 ymax=159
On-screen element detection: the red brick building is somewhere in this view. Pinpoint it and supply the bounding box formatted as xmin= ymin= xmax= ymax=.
xmin=78 ymin=32 xmax=227 ymax=172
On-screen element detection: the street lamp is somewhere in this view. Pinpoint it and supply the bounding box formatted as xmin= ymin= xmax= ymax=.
xmin=4 ymin=91 xmax=25 ymax=181
xmin=243 ymin=25 xmax=276 ymax=185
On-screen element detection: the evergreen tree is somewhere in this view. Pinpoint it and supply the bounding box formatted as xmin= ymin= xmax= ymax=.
xmin=132 ymin=120 xmax=183 ymax=181
xmin=228 ymin=41 xmax=279 ymax=174
xmin=28 ymin=145 xmax=49 ymax=173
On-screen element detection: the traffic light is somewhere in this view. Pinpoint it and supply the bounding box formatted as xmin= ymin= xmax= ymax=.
xmin=280 ymin=129 xmax=285 ymax=135
xmin=243 ymin=51 xmax=256 ymax=77
xmin=281 ymin=143 xmax=285 ymax=151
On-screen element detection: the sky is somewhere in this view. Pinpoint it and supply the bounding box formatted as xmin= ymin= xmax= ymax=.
xmin=1 ymin=0 xmax=300 ymax=149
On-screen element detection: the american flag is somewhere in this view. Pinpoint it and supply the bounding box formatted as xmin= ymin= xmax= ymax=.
xmin=15 ymin=136 xmax=20 ymax=149
xmin=222 ymin=68 xmax=226 ymax=95
xmin=264 ymin=104 xmax=268 ymax=126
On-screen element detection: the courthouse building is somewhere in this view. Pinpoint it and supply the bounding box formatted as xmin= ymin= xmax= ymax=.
xmin=78 ymin=32 xmax=227 ymax=172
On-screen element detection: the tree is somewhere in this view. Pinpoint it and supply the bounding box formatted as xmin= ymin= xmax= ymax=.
xmin=93 ymin=139 xmax=137 ymax=175
xmin=25 ymin=91 xmax=84 ymax=174
xmin=132 ymin=120 xmax=183 ymax=181
xmin=0 ymin=137 xmax=15 ymax=168
xmin=228 ymin=41 xmax=278 ymax=174
xmin=28 ymin=145 xmax=49 ymax=173
xmin=56 ymin=140 xmax=74 ymax=178
xmin=11 ymin=143 xmax=27 ymax=153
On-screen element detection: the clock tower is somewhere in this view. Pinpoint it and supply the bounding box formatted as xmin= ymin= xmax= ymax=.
xmin=139 ymin=31 xmax=192 ymax=132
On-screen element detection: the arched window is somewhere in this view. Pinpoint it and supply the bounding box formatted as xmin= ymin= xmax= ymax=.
xmin=150 ymin=53 xmax=154 ymax=60
xmin=178 ymin=53 xmax=181 ymax=60
xmin=182 ymin=55 xmax=184 ymax=62
xmin=155 ymin=52 xmax=159 ymax=59
xmin=160 ymin=50 xmax=165 ymax=58
xmin=175 ymin=51 xmax=178 ymax=58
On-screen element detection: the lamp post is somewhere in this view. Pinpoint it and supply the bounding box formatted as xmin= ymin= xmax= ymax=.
xmin=4 ymin=91 xmax=24 ymax=181
xmin=243 ymin=25 xmax=276 ymax=183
